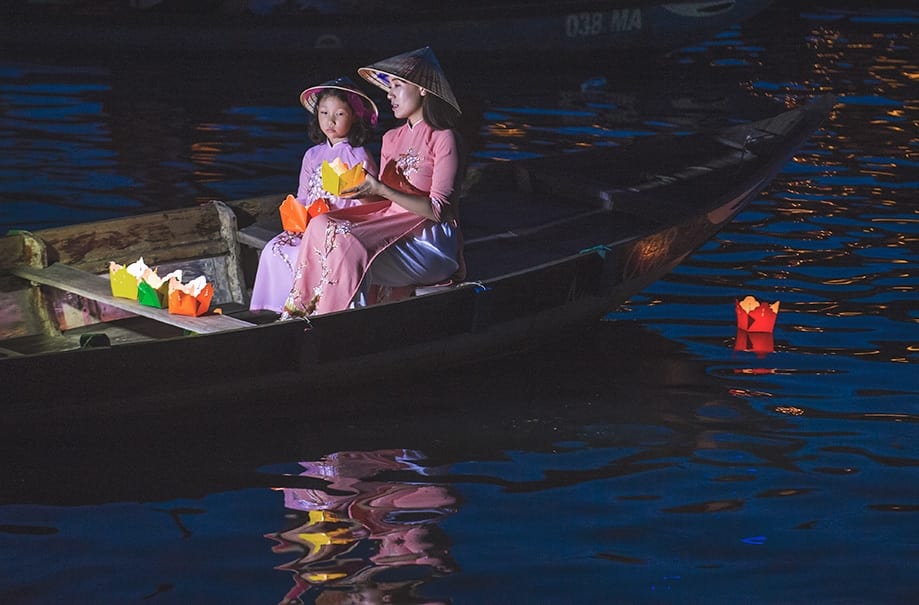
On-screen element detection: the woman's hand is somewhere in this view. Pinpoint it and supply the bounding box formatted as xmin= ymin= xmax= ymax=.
xmin=341 ymin=171 xmax=438 ymax=220
xmin=341 ymin=173 xmax=383 ymax=199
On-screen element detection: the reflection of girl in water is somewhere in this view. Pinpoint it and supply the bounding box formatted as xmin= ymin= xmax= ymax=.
xmin=267 ymin=449 xmax=457 ymax=604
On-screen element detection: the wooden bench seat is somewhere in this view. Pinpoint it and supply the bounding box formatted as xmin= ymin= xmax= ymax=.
xmin=11 ymin=263 xmax=253 ymax=334
xmin=237 ymin=222 xmax=278 ymax=250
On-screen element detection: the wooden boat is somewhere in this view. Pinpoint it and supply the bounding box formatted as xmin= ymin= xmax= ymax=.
xmin=0 ymin=95 xmax=834 ymax=423
xmin=0 ymin=0 xmax=775 ymax=58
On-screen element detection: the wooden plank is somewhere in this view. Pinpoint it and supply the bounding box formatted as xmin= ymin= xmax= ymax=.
xmin=237 ymin=223 xmax=278 ymax=250
xmin=228 ymin=194 xmax=282 ymax=226
xmin=0 ymin=231 xmax=60 ymax=338
xmin=0 ymin=231 xmax=46 ymax=271
xmin=11 ymin=263 xmax=253 ymax=334
xmin=212 ymin=200 xmax=247 ymax=305
xmin=33 ymin=202 xmax=231 ymax=273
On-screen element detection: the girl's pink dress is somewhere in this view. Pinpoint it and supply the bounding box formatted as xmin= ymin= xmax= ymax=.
xmin=284 ymin=120 xmax=464 ymax=317
xmin=248 ymin=140 xmax=377 ymax=312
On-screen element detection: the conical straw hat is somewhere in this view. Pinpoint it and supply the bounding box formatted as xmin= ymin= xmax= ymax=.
xmin=358 ymin=47 xmax=460 ymax=114
xmin=299 ymin=76 xmax=379 ymax=126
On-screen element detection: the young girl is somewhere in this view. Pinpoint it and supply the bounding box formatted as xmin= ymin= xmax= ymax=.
xmin=282 ymin=47 xmax=465 ymax=317
xmin=248 ymin=77 xmax=379 ymax=313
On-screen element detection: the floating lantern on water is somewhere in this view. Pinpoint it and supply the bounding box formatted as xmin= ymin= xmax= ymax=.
xmin=735 ymin=295 xmax=780 ymax=333
xmin=734 ymin=328 xmax=775 ymax=358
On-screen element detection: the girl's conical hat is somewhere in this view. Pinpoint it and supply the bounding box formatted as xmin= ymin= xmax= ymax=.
xmin=299 ymin=76 xmax=379 ymax=126
xmin=358 ymin=47 xmax=460 ymax=114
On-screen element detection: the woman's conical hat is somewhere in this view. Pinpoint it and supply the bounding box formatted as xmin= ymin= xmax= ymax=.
xmin=358 ymin=47 xmax=460 ymax=114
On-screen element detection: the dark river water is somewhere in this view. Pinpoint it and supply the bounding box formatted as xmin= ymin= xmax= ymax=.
xmin=1 ymin=3 xmax=917 ymax=604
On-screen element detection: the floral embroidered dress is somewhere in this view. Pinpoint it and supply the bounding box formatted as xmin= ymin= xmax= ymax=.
xmin=284 ymin=120 xmax=464 ymax=316
xmin=248 ymin=140 xmax=377 ymax=312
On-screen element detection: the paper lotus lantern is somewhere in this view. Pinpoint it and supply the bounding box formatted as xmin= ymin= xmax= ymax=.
xmin=321 ymin=158 xmax=365 ymax=195
xmin=109 ymin=257 xmax=163 ymax=300
xmin=138 ymin=267 xmax=182 ymax=309
xmin=167 ymin=275 xmax=213 ymax=317
xmin=734 ymin=328 xmax=774 ymax=358
xmin=279 ymin=194 xmax=308 ymax=233
xmin=280 ymin=195 xmax=331 ymax=233
xmin=109 ymin=261 xmax=139 ymax=300
xmin=735 ymin=295 xmax=780 ymax=333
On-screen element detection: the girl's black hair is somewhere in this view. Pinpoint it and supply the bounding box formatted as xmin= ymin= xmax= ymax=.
xmin=307 ymin=88 xmax=374 ymax=147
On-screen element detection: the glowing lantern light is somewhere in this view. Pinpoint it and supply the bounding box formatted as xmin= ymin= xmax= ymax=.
xmin=734 ymin=328 xmax=775 ymax=358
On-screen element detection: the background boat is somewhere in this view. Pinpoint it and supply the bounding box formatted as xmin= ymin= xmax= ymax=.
xmin=0 ymin=0 xmax=775 ymax=57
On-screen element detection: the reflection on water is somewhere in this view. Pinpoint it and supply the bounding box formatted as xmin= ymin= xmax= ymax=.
xmin=0 ymin=57 xmax=314 ymax=231
xmin=0 ymin=317 xmax=916 ymax=602
xmin=733 ymin=329 xmax=775 ymax=358
xmin=0 ymin=3 xmax=917 ymax=604
xmin=267 ymin=450 xmax=456 ymax=605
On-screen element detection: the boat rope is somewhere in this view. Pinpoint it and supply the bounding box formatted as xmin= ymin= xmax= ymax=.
xmin=579 ymin=244 xmax=612 ymax=259
xmin=457 ymin=280 xmax=490 ymax=293
xmin=287 ymin=314 xmax=313 ymax=329
xmin=626 ymin=146 xmax=755 ymax=193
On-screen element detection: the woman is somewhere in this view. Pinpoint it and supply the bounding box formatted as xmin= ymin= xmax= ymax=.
xmin=282 ymin=47 xmax=465 ymax=317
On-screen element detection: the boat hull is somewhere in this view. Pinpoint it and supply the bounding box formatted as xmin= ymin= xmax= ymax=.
xmin=1 ymin=95 xmax=835 ymax=424
xmin=0 ymin=186 xmax=782 ymax=421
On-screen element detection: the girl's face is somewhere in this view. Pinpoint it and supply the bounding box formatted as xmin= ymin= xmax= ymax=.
xmin=316 ymin=94 xmax=355 ymax=144
xmin=387 ymin=78 xmax=424 ymax=124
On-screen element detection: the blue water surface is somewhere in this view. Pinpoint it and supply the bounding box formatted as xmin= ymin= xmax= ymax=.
xmin=0 ymin=3 xmax=917 ymax=604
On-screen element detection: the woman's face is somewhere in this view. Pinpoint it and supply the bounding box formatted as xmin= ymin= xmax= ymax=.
xmin=316 ymin=94 xmax=355 ymax=144
xmin=387 ymin=78 xmax=424 ymax=124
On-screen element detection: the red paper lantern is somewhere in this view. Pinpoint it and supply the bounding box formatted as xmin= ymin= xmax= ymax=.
xmin=735 ymin=295 xmax=780 ymax=333
xmin=734 ymin=328 xmax=775 ymax=358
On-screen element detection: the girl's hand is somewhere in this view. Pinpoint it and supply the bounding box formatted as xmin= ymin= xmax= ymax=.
xmin=341 ymin=173 xmax=381 ymax=199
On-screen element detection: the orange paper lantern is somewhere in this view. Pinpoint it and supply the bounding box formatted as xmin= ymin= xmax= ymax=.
xmin=279 ymin=195 xmax=331 ymax=233
xmin=307 ymin=198 xmax=330 ymax=218
xmin=167 ymin=277 xmax=213 ymax=317
xmin=279 ymin=194 xmax=309 ymax=233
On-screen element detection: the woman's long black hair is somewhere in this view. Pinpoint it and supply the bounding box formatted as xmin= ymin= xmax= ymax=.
xmin=423 ymin=92 xmax=482 ymax=159
xmin=422 ymin=93 xmax=460 ymax=132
